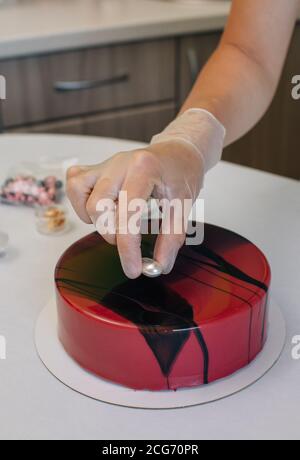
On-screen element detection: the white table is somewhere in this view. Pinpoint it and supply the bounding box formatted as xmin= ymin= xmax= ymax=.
xmin=0 ymin=134 xmax=299 ymax=440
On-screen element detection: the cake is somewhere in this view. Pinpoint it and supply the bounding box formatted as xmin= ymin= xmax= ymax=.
xmin=55 ymin=223 xmax=270 ymax=391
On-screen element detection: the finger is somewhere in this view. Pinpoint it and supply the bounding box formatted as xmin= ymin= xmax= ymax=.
xmin=86 ymin=177 xmax=119 ymax=245
xmin=154 ymin=232 xmax=186 ymax=274
xmin=154 ymin=199 xmax=188 ymax=274
xmin=116 ymin=151 xmax=158 ymax=278
xmin=66 ymin=166 xmax=99 ymax=224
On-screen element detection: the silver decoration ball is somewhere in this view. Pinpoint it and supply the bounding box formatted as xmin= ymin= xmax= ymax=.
xmin=142 ymin=258 xmax=163 ymax=278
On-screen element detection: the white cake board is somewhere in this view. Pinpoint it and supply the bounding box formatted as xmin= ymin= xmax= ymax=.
xmin=35 ymin=298 xmax=286 ymax=409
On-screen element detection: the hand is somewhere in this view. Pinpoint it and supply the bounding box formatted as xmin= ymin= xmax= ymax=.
xmin=67 ymin=140 xmax=204 ymax=279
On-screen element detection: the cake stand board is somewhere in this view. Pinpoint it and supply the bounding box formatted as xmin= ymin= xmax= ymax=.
xmin=35 ymin=298 xmax=286 ymax=409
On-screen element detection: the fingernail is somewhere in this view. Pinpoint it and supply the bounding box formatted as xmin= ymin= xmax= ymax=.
xmin=162 ymin=249 xmax=178 ymax=275
xmin=120 ymin=257 xmax=142 ymax=279
xmin=124 ymin=265 xmax=142 ymax=279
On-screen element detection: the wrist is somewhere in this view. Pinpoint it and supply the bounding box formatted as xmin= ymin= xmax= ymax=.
xmin=150 ymin=108 xmax=226 ymax=173
xmin=147 ymin=138 xmax=205 ymax=169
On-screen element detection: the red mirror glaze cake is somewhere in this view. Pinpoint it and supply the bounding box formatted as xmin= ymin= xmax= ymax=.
xmin=55 ymin=224 xmax=270 ymax=391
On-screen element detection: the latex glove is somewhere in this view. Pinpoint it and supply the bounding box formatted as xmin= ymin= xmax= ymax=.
xmin=67 ymin=109 xmax=225 ymax=278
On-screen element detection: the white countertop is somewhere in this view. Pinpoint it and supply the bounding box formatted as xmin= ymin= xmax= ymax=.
xmin=0 ymin=133 xmax=299 ymax=440
xmin=0 ymin=0 xmax=231 ymax=59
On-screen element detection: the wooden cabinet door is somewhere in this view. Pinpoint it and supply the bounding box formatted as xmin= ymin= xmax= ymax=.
xmin=11 ymin=102 xmax=176 ymax=144
xmin=0 ymin=39 xmax=175 ymax=128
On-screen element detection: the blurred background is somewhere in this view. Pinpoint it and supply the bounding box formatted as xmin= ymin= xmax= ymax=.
xmin=0 ymin=0 xmax=299 ymax=179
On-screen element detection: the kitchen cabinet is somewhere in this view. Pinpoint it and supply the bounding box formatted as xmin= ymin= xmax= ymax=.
xmin=0 ymin=39 xmax=175 ymax=141
xmin=12 ymin=102 xmax=176 ymax=143
xmin=179 ymin=26 xmax=300 ymax=179
xmin=1 ymin=24 xmax=300 ymax=178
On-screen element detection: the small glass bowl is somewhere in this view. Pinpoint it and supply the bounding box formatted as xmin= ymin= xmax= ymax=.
xmin=35 ymin=205 xmax=69 ymax=235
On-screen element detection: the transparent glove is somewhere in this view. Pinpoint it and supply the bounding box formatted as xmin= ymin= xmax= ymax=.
xmin=67 ymin=109 xmax=225 ymax=278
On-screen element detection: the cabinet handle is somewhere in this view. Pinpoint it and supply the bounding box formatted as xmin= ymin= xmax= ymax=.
xmin=187 ymin=47 xmax=200 ymax=86
xmin=53 ymin=73 xmax=129 ymax=92
xmin=0 ymin=105 xmax=4 ymax=134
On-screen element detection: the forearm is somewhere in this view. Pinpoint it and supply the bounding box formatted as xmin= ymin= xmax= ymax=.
xmin=180 ymin=0 xmax=299 ymax=147
xmin=180 ymin=43 xmax=276 ymax=146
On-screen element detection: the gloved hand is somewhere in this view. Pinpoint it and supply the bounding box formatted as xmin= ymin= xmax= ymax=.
xmin=67 ymin=109 xmax=225 ymax=278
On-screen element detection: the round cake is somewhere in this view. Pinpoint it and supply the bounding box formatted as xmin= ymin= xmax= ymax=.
xmin=55 ymin=223 xmax=270 ymax=391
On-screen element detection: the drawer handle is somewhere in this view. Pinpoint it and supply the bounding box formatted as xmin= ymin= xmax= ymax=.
xmin=53 ymin=73 xmax=129 ymax=92
xmin=187 ymin=47 xmax=200 ymax=85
